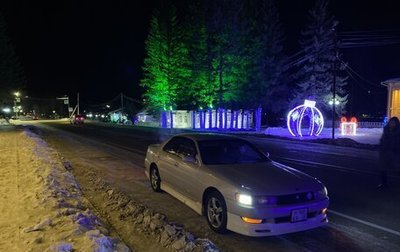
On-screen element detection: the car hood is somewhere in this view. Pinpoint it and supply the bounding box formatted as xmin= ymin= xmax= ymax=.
xmin=206 ymin=161 xmax=322 ymax=195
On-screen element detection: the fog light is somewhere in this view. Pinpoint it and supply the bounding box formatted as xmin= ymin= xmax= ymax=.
xmin=241 ymin=217 xmax=263 ymax=224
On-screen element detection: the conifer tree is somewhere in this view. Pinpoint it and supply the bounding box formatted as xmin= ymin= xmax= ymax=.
xmin=0 ymin=13 xmax=25 ymax=106
xmin=295 ymin=0 xmax=347 ymax=113
xmin=141 ymin=3 xmax=190 ymax=113
xmin=242 ymin=0 xmax=288 ymax=113
xmin=258 ymin=0 xmax=288 ymax=113
xmin=180 ymin=0 xmax=216 ymax=110
xmin=207 ymin=0 xmax=249 ymax=109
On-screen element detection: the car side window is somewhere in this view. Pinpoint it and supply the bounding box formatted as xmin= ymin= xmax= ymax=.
xmin=163 ymin=137 xmax=180 ymax=154
xmin=177 ymin=138 xmax=197 ymax=158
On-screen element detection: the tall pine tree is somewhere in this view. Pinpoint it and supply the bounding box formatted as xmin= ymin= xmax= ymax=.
xmin=248 ymin=0 xmax=288 ymax=114
xmin=0 ymin=13 xmax=25 ymax=107
xmin=207 ymin=0 xmax=250 ymax=109
xmin=259 ymin=0 xmax=288 ymax=114
xmin=295 ymin=0 xmax=347 ymax=114
xmin=180 ymin=0 xmax=216 ymax=110
xmin=141 ymin=3 xmax=190 ymax=113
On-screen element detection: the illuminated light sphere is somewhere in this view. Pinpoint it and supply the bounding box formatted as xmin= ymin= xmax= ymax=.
xmin=287 ymin=99 xmax=324 ymax=137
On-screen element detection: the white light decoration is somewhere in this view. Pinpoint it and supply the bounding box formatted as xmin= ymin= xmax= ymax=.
xmin=287 ymin=99 xmax=324 ymax=137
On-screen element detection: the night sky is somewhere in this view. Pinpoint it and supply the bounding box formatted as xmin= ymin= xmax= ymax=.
xmin=1 ymin=0 xmax=400 ymax=116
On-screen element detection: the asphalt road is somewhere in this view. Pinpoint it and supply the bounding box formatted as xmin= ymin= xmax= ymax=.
xmin=25 ymin=120 xmax=400 ymax=251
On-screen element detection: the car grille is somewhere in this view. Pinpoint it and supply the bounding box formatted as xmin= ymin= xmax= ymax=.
xmin=274 ymin=211 xmax=319 ymax=224
xmin=277 ymin=191 xmax=315 ymax=205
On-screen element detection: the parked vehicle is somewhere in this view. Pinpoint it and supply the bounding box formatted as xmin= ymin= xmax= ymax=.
xmin=71 ymin=114 xmax=85 ymax=124
xmin=145 ymin=133 xmax=329 ymax=236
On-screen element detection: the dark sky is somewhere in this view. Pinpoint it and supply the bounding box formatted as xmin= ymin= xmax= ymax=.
xmin=1 ymin=0 xmax=400 ymax=116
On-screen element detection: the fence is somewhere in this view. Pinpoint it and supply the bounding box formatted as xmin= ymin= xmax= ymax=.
xmin=325 ymin=120 xmax=384 ymax=128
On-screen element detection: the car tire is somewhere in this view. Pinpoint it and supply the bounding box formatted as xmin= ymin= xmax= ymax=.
xmin=150 ymin=166 xmax=162 ymax=192
xmin=205 ymin=191 xmax=228 ymax=233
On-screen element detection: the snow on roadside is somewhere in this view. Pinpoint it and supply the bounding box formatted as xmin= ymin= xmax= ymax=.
xmin=264 ymin=127 xmax=382 ymax=145
xmin=0 ymin=128 xmax=130 ymax=251
xmin=83 ymin=171 xmax=220 ymax=252
xmin=0 ymin=118 xmax=10 ymax=125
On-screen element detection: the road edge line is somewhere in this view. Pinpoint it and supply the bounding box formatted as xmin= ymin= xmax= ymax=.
xmin=329 ymin=209 xmax=400 ymax=237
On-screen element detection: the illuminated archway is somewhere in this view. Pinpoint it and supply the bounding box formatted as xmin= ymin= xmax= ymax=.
xmin=287 ymin=100 xmax=324 ymax=137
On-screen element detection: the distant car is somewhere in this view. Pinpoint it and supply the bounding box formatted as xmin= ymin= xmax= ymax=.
xmin=71 ymin=114 xmax=85 ymax=124
xmin=145 ymin=134 xmax=329 ymax=237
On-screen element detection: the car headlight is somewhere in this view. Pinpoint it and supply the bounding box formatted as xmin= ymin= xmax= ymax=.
xmin=236 ymin=193 xmax=252 ymax=205
xmin=314 ymin=187 xmax=328 ymax=200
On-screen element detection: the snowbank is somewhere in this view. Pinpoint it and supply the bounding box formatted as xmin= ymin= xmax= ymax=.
xmin=264 ymin=127 xmax=382 ymax=146
xmin=0 ymin=128 xmax=129 ymax=251
xmin=0 ymin=118 xmax=10 ymax=125
xmin=84 ymin=171 xmax=219 ymax=252
xmin=1 ymin=126 xmax=220 ymax=251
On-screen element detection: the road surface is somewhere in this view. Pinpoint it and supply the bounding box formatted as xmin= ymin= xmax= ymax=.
xmin=23 ymin=120 xmax=400 ymax=251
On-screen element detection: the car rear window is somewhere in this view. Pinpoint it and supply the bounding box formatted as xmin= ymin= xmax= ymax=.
xmin=198 ymin=139 xmax=269 ymax=165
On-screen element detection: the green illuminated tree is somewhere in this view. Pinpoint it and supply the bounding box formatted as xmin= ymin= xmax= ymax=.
xmin=141 ymin=3 xmax=190 ymax=113
xmin=207 ymin=0 xmax=249 ymax=109
xmin=141 ymin=0 xmax=288 ymax=116
xmin=178 ymin=0 xmax=216 ymax=110
xmin=0 ymin=13 xmax=25 ymax=107
xmin=295 ymin=0 xmax=348 ymax=113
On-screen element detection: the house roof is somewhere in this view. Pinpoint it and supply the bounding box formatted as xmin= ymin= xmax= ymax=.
xmin=381 ymin=78 xmax=400 ymax=86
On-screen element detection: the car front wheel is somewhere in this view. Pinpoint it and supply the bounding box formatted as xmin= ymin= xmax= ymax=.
xmin=150 ymin=166 xmax=162 ymax=192
xmin=206 ymin=191 xmax=227 ymax=233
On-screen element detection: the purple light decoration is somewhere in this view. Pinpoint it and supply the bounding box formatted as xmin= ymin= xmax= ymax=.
xmin=287 ymin=99 xmax=324 ymax=137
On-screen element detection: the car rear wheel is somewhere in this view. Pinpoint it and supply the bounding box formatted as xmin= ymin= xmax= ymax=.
xmin=150 ymin=166 xmax=162 ymax=192
xmin=206 ymin=192 xmax=227 ymax=233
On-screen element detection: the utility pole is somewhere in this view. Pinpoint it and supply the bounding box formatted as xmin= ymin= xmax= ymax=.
xmin=77 ymin=92 xmax=80 ymax=115
xmin=121 ymin=92 xmax=124 ymax=123
xmin=331 ymin=21 xmax=338 ymax=141
xmin=121 ymin=93 xmax=124 ymax=114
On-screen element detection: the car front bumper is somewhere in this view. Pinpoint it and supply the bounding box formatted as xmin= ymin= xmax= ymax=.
xmin=226 ymin=199 xmax=329 ymax=237
xmin=227 ymin=210 xmax=328 ymax=236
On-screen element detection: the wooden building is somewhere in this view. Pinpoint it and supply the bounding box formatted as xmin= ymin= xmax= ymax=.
xmin=381 ymin=78 xmax=400 ymax=119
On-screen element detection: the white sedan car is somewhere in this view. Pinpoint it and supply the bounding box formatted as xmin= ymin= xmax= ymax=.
xmin=144 ymin=134 xmax=329 ymax=236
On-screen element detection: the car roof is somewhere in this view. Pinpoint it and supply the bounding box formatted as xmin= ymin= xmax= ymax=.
xmin=173 ymin=133 xmax=244 ymax=142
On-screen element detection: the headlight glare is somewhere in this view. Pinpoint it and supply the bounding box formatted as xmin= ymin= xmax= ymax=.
xmin=236 ymin=194 xmax=252 ymax=205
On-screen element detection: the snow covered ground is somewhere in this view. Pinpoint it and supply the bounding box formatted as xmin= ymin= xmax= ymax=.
xmin=0 ymin=119 xmax=382 ymax=251
xmin=0 ymin=126 xmax=129 ymax=251
xmin=1 ymin=122 xmax=220 ymax=251
xmin=264 ymin=127 xmax=382 ymax=145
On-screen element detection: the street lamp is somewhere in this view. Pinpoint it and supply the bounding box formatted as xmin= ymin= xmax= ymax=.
xmin=328 ymin=99 xmax=340 ymax=106
xmin=331 ymin=21 xmax=339 ymax=140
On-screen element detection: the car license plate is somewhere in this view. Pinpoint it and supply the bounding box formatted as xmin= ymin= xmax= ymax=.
xmin=291 ymin=208 xmax=308 ymax=223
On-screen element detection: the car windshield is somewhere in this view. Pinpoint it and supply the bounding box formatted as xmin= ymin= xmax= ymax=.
xmin=198 ymin=139 xmax=270 ymax=165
